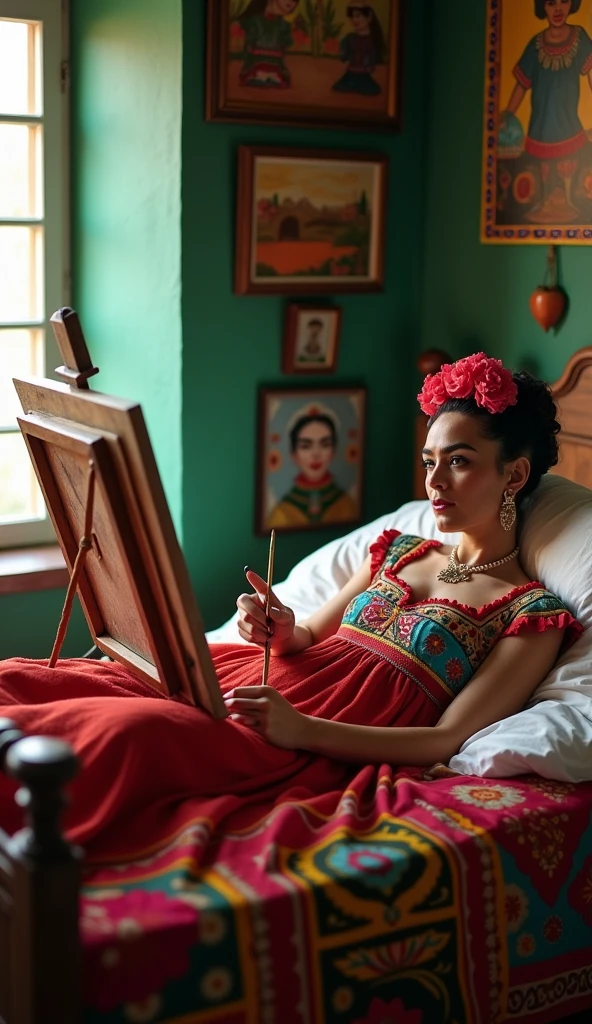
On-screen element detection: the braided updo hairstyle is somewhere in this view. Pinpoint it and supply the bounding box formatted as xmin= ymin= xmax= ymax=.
xmin=428 ymin=371 xmax=561 ymax=506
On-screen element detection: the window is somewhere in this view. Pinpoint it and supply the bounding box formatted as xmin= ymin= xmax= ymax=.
xmin=0 ymin=0 xmax=68 ymax=548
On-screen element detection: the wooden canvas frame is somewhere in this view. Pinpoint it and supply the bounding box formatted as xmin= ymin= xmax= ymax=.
xmin=13 ymin=375 xmax=225 ymax=718
xmin=235 ymin=145 xmax=388 ymax=296
xmin=206 ymin=0 xmax=403 ymax=133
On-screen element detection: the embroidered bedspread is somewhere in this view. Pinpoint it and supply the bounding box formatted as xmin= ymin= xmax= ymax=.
xmin=81 ymin=772 xmax=592 ymax=1024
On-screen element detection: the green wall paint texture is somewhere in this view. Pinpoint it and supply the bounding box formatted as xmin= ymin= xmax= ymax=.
xmin=0 ymin=592 xmax=90 ymax=660
xmin=70 ymin=0 xmax=184 ymax=534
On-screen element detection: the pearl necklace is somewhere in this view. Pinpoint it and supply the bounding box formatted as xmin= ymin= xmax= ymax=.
xmin=437 ymin=545 xmax=520 ymax=585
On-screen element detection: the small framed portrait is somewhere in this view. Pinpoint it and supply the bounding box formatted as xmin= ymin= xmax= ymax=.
xmin=235 ymin=145 xmax=387 ymax=295
xmin=282 ymin=304 xmax=342 ymax=374
xmin=256 ymin=385 xmax=366 ymax=534
xmin=206 ymin=0 xmax=403 ymax=133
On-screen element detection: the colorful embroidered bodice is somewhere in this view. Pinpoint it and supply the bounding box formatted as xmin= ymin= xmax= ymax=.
xmin=337 ymin=532 xmax=578 ymax=713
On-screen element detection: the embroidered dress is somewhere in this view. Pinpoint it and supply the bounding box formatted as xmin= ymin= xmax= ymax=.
xmin=239 ymin=13 xmax=293 ymax=89
xmin=0 ymin=531 xmax=580 ymax=861
xmin=513 ymin=26 xmax=592 ymax=158
xmin=267 ymin=473 xmax=357 ymax=528
xmin=332 ymin=33 xmax=382 ymax=95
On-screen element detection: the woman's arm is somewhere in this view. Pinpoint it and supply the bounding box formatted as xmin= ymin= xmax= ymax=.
xmin=237 ymin=554 xmax=373 ymax=655
xmin=504 ymin=81 xmax=527 ymax=115
xmin=225 ymin=627 xmax=564 ymax=762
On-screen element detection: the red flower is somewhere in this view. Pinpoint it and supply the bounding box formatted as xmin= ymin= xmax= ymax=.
xmin=424 ymin=632 xmax=446 ymax=656
xmin=499 ymin=168 xmax=512 ymax=191
xmin=353 ymin=996 xmax=423 ymax=1024
xmin=445 ymin=657 xmax=464 ymax=682
xmin=418 ymin=353 xmax=517 ymax=416
xmin=417 ymin=369 xmax=450 ymax=416
xmin=543 ymin=915 xmax=563 ymax=943
xmin=473 ymin=359 xmax=518 ymax=414
xmin=361 ymin=598 xmax=391 ymax=626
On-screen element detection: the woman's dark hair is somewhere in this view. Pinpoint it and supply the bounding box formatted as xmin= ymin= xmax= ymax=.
xmin=428 ymin=371 xmax=560 ymax=506
xmin=290 ymin=414 xmax=337 ymax=452
xmin=347 ymin=5 xmax=386 ymax=62
xmin=535 ymin=0 xmax=580 ymax=19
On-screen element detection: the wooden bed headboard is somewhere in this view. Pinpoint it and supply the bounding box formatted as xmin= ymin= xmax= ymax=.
xmin=413 ymin=346 xmax=592 ymax=498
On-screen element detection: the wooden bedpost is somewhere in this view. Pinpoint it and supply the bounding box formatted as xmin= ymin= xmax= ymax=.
xmin=414 ymin=350 xmax=451 ymax=499
xmin=0 ymin=719 xmax=81 ymax=1024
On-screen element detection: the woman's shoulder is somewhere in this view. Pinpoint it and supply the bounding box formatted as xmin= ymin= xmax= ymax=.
xmin=499 ymin=582 xmax=583 ymax=650
xmin=369 ymin=530 xmax=430 ymax=576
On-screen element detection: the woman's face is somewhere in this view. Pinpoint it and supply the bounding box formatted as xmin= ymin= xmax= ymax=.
xmin=351 ymin=9 xmax=372 ymax=31
xmin=270 ymin=0 xmax=298 ymax=15
xmin=544 ymin=0 xmax=572 ymax=28
xmin=292 ymin=421 xmax=335 ymax=482
xmin=422 ymin=411 xmax=516 ymax=534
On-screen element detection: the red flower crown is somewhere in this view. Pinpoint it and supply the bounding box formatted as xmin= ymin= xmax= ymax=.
xmin=417 ymin=352 xmax=518 ymax=416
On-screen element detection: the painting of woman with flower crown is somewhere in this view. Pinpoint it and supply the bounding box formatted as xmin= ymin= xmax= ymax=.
xmin=206 ymin=0 xmax=402 ymax=131
xmin=256 ymin=386 xmax=366 ymax=534
xmin=482 ymin=0 xmax=592 ymax=243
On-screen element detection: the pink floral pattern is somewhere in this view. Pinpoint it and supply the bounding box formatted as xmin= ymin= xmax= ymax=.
xmin=81 ymin=890 xmax=198 ymax=1012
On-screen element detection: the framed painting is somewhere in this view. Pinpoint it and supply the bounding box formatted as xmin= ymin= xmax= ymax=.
xmin=482 ymin=0 xmax=592 ymax=243
xmin=282 ymin=303 xmax=342 ymax=373
xmin=235 ymin=145 xmax=387 ymax=295
xmin=206 ymin=0 xmax=402 ymax=132
xmin=256 ymin=385 xmax=366 ymax=534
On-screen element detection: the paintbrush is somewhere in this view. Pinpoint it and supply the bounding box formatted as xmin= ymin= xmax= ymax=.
xmin=261 ymin=529 xmax=276 ymax=686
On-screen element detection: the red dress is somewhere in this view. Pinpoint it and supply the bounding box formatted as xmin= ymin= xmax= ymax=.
xmin=0 ymin=532 xmax=580 ymax=862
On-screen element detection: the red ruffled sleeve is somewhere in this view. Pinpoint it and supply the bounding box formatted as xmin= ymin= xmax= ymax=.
xmin=501 ymin=589 xmax=584 ymax=654
xmin=369 ymin=529 xmax=401 ymax=579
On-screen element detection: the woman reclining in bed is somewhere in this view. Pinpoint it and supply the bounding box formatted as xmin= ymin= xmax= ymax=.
xmin=0 ymin=353 xmax=582 ymax=860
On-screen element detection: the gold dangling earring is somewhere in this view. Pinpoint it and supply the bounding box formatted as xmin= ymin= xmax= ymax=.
xmin=500 ymin=489 xmax=516 ymax=532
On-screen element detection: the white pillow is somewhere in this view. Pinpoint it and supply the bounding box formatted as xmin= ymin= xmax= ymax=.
xmin=207 ymin=475 xmax=592 ymax=782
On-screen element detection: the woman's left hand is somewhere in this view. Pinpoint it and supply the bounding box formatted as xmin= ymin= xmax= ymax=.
xmin=223 ymin=686 xmax=308 ymax=750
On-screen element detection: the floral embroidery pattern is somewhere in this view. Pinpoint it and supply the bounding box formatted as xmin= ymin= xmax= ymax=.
xmin=424 ymin=632 xmax=446 ymax=656
xmin=503 ymin=811 xmax=568 ymax=879
xmin=445 ymin=657 xmax=463 ymax=683
xmin=516 ymin=933 xmax=536 ymax=958
xmin=505 ymin=884 xmax=529 ymax=933
xmin=451 ymin=784 xmax=525 ymax=812
xmin=543 ymin=915 xmax=563 ymax=943
xmin=361 ymin=597 xmax=392 ymax=627
xmin=568 ymin=854 xmax=592 ymax=927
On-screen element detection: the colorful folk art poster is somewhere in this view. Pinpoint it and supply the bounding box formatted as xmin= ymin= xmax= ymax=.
xmin=235 ymin=147 xmax=387 ymax=294
xmin=207 ymin=0 xmax=402 ymax=131
xmin=482 ymin=0 xmax=592 ymax=243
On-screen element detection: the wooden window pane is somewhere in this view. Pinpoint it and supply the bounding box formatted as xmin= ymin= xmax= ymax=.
xmin=0 ymin=430 xmax=43 ymax=523
xmin=0 ymin=329 xmax=43 ymax=427
xmin=0 ymin=225 xmax=43 ymax=322
xmin=0 ymin=123 xmax=42 ymax=218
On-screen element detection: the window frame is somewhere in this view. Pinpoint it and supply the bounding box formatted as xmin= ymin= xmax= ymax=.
xmin=0 ymin=0 xmax=69 ymax=549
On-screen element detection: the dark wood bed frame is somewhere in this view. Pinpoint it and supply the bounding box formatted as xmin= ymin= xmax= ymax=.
xmin=2 ymin=346 xmax=592 ymax=1024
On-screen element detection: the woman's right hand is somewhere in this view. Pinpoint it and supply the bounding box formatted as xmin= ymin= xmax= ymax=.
xmin=236 ymin=569 xmax=296 ymax=648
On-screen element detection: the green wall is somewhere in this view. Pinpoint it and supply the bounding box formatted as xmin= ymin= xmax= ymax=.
xmin=70 ymin=0 xmax=184 ymax=533
xmin=0 ymin=591 xmax=90 ymax=660
xmin=181 ymin=0 xmax=431 ymax=628
xmin=421 ymin=0 xmax=592 ymax=381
